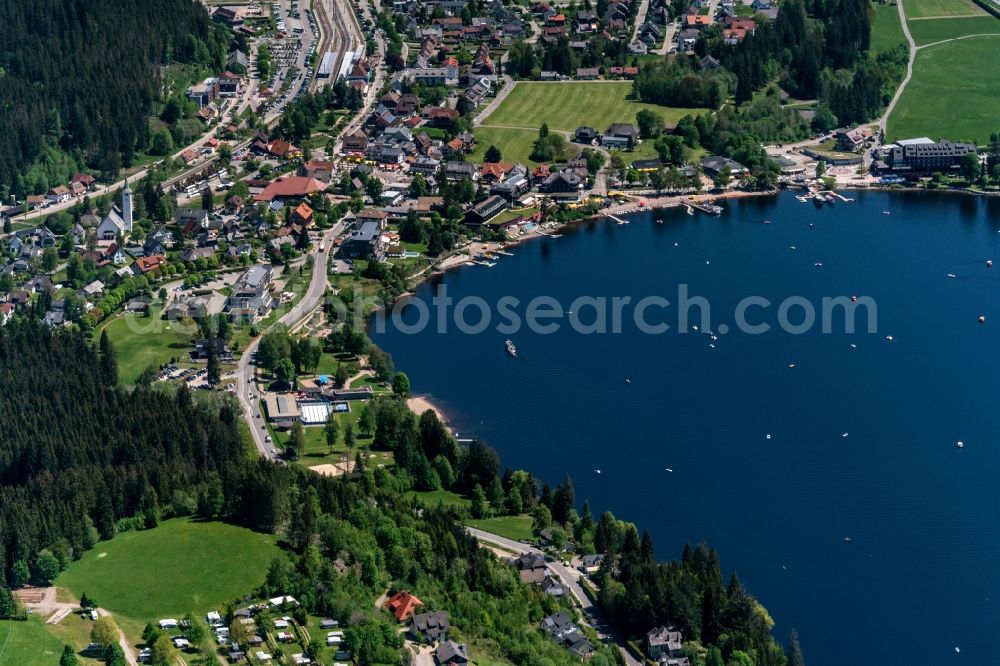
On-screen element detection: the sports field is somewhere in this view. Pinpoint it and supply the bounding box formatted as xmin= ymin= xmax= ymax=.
xmin=482 ymin=82 xmax=704 ymax=133
xmin=57 ymin=518 xmax=282 ymax=622
xmin=902 ymin=0 xmax=983 ymax=19
xmin=887 ymin=36 xmax=1000 ymax=142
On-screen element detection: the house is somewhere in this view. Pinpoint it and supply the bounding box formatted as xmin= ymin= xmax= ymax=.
xmin=685 ymin=14 xmax=714 ymax=28
xmin=701 ymin=155 xmax=749 ymax=177
xmin=677 ymin=28 xmax=701 ymax=51
xmin=435 ymin=641 xmax=469 ymax=665
xmin=385 ymin=590 xmax=423 ymax=622
xmin=0 ymin=303 xmax=14 ymax=325
xmin=647 ymin=626 xmax=690 ymax=665
xmin=464 ymin=195 xmax=509 ymax=226
xmin=602 ymin=123 xmax=640 ymax=149
xmin=133 ymin=255 xmax=168 ymax=275
xmin=576 ymin=67 xmax=600 ymax=80
xmin=342 ymin=130 xmax=369 ymax=154
xmin=291 ymin=202 xmax=314 ymax=227
xmin=540 ymin=171 xmax=584 ymax=192
xmin=835 ymin=126 xmax=873 ymax=152
xmin=443 ymin=161 xmax=480 ymax=182
xmin=579 ymin=553 xmax=605 ymax=574
xmin=226 ymin=265 xmax=274 ymax=321
xmin=541 ymin=576 xmax=565 ymax=597
xmin=409 ymin=611 xmax=450 ymax=643
xmin=698 ymin=55 xmax=721 ymax=71
xmin=340 ymin=219 xmax=387 ymax=261
xmin=82 ymin=280 xmax=105 ymax=298
xmin=299 ymin=160 xmax=335 ymax=182
xmin=175 ymin=207 xmax=209 ymax=229
xmin=574 ymin=127 xmax=598 ymax=144
xmin=46 ymin=185 xmax=71 ymax=204
xmin=180 ymin=247 xmax=216 ymax=263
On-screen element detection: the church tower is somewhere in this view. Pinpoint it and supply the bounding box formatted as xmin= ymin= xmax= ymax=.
xmin=121 ymin=179 xmax=133 ymax=233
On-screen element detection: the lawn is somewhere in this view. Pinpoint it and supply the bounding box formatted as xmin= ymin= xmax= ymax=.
xmin=0 ymin=617 xmax=66 ymax=666
xmin=57 ymin=518 xmax=282 ymax=622
xmin=99 ymin=304 xmax=192 ymax=385
xmin=902 ymin=0 xmax=983 ymax=19
xmin=870 ymin=2 xmax=906 ymax=52
xmin=887 ymin=36 xmax=1000 ymax=143
xmin=410 ymin=488 xmax=472 ymax=509
xmin=470 ymin=126 xmax=574 ymax=165
xmin=905 ymin=14 xmax=1000 ymax=44
xmin=464 ymin=515 xmax=534 ymax=541
xmin=482 ymin=82 xmax=706 ymax=133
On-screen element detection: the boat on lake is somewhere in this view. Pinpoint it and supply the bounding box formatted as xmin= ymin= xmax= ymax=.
xmin=505 ymin=339 xmax=517 ymax=357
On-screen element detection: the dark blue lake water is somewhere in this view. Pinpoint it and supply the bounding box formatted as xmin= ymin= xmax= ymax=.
xmin=370 ymin=191 xmax=1000 ymax=665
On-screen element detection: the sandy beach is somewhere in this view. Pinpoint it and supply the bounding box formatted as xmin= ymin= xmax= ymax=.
xmin=407 ymin=395 xmax=447 ymax=422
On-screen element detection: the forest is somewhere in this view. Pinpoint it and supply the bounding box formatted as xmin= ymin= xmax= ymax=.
xmin=0 ymin=0 xmax=230 ymax=198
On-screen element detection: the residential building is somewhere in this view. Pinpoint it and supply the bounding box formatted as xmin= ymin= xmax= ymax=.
xmin=409 ymin=611 xmax=450 ymax=643
xmin=385 ymin=590 xmax=424 ymax=622
xmin=225 ymin=265 xmax=274 ymax=321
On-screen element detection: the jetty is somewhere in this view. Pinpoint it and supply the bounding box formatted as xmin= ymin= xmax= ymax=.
xmin=688 ymin=200 xmax=724 ymax=215
xmin=605 ymin=212 xmax=630 ymax=225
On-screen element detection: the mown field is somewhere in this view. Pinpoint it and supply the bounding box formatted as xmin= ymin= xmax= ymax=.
xmin=906 ymin=14 xmax=1000 ymax=44
xmin=482 ymin=82 xmax=704 ymax=132
xmin=887 ymin=36 xmax=1000 ymax=142
xmin=470 ymin=126 xmax=578 ymax=165
xmin=100 ymin=304 xmax=192 ymax=385
xmin=0 ymin=617 xmax=66 ymax=666
xmin=902 ymin=0 xmax=983 ymax=19
xmin=870 ymin=2 xmax=907 ymax=51
xmin=57 ymin=519 xmax=282 ymax=622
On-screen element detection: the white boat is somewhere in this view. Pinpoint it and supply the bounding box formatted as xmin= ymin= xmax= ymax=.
xmin=505 ymin=339 xmax=517 ymax=357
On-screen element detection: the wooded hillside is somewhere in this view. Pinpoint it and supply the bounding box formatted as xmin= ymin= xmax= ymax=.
xmin=0 ymin=0 xmax=228 ymax=198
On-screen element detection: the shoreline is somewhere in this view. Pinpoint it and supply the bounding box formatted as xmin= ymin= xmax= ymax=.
xmin=407 ymin=395 xmax=447 ymax=423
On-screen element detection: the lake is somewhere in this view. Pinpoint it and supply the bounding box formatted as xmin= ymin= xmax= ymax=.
xmin=371 ymin=191 xmax=1000 ymax=665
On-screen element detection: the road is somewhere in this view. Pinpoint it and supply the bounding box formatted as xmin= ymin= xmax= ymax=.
xmin=629 ymin=0 xmax=650 ymax=44
xmin=879 ymin=0 xmax=915 ymax=132
xmin=235 ymin=225 xmax=341 ymax=459
xmin=465 ymin=528 xmax=642 ymax=666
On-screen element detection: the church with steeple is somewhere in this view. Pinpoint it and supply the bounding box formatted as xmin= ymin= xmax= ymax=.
xmin=96 ymin=180 xmax=134 ymax=241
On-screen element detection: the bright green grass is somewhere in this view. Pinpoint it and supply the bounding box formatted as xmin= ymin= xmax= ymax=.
xmin=902 ymin=0 xmax=983 ymax=19
xmin=410 ymin=489 xmax=472 ymax=509
xmin=871 ymin=2 xmax=907 ymax=52
xmin=464 ymin=515 xmax=534 ymax=541
xmin=0 ymin=617 xmax=67 ymax=666
xmin=42 ymin=612 xmax=104 ymax=665
xmin=483 ymin=82 xmax=706 ymax=133
xmin=470 ymin=126 xmax=576 ymax=165
xmin=100 ymin=304 xmax=193 ymax=385
xmin=906 ymin=14 xmax=1000 ymax=44
xmin=57 ymin=519 xmax=281 ymax=622
xmin=887 ymin=36 xmax=1000 ymax=143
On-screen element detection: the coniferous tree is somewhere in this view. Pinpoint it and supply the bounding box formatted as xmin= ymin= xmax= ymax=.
xmin=98 ymin=330 xmax=118 ymax=386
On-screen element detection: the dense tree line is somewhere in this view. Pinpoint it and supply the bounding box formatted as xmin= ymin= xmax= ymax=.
xmin=634 ymin=60 xmax=736 ymax=109
xmin=702 ymin=0 xmax=901 ymax=125
xmin=0 ymin=0 xmax=229 ymax=197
